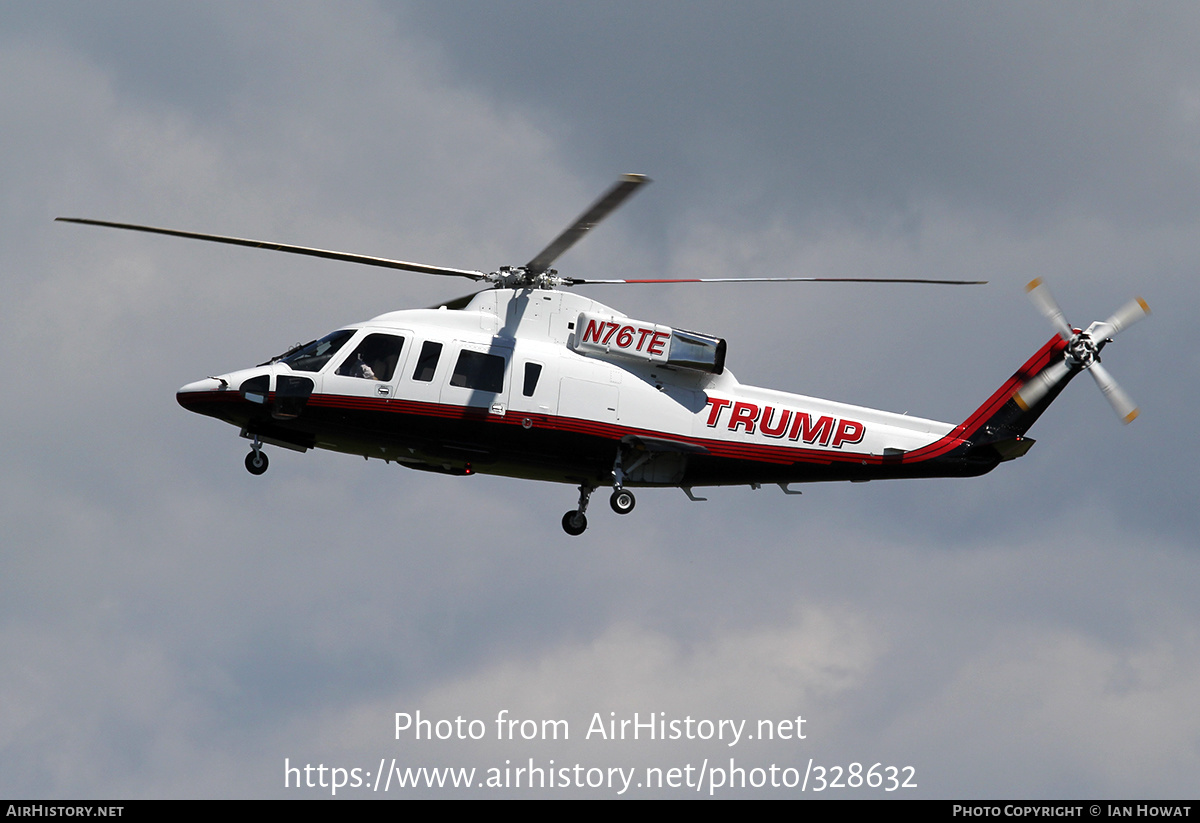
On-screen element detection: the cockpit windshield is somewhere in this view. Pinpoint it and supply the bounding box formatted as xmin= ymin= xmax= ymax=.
xmin=277 ymin=329 xmax=355 ymax=372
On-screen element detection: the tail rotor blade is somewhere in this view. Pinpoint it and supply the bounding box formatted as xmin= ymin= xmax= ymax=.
xmin=1088 ymin=361 xmax=1139 ymax=423
xmin=1014 ymin=358 xmax=1072 ymax=411
xmin=1089 ymin=297 xmax=1150 ymax=341
xmin=1025 ymin=278 xmax=1074 ymax=341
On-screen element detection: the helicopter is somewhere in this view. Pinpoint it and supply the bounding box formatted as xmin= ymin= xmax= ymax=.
xmin=57 ymin=174 xmax=1149 ymax=535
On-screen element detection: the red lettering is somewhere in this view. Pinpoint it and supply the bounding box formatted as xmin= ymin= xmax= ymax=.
xmin=601 ymin=322 xmax=621 ymax=345
xmin=616 ymin=325 xmax=635 ymax=348
xmin=759 ymin=406 xmax=791 ymax=438
xmin=832 ymin=419 xmax=865 ymax=448
xmin=648 ymin=331 xmax=669 ymax=357
xmin=789 ymin=412 xmax=834 ymax=446
xmin=728 ymin=402 xmax=761 ymax=434
xmin=635 ymin=328 xmax=655 ymax=351
xmin=705 ymin=400 xmax=860 ymax=448
xmin=581 ymin=318 xmax=606 ymax=344
xmin=704 ymin=397 xmax=732 ymax=428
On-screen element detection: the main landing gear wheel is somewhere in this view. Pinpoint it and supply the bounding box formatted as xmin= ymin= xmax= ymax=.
xmin=610 ymin=489 xmax=636 ymax=515
xmin=561 ymin=511 xmax=587 ymax=536
xmin=245 ymin=450 xmax=269 ymax=475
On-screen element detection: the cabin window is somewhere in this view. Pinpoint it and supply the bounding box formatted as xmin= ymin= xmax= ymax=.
xmin=279 ymin=329 xmax=355 ymax=373
xmin=412 ymin=341 xmax=443 ymax=382
xmin=335 ymin=333 xmax=405 ymax=381
xmin=450 ymin=350 xmax=505 ymax=393
xmin=522 ymin=362 xmax=542 ymax=397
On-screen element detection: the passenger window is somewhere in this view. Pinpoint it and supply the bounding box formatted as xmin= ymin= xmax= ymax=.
xmin=522 ymin=362 xmax=542 ymax=397
xmin=335 ymin=333 xmax=405 ymax=381
xmin=450 ymin=350 xmax=505 ymax=393
xmin=412 ymin=341 xmax=443 ymax=382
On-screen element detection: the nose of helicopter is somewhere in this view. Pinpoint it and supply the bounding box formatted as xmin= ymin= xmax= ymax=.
xmin=176 ymin=377 xmax=229 ymax=410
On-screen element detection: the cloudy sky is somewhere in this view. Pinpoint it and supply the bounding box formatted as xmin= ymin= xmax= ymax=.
xmin=2 ymin=1 xmax=1198 ymax=798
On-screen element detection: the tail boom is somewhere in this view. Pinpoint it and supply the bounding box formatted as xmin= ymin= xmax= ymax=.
xmin=900 ymin=335 xmax=1073 ymax=469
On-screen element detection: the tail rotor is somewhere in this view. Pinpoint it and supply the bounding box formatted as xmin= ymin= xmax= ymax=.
xmin=1014 ymin=279 xmax=1149 ymax=423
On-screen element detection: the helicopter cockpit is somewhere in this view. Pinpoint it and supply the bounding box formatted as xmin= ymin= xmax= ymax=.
xmin=271 ymin=329 xmax=355 ymax=372
xmin=268 ymin=328 xmax=405 ymax=383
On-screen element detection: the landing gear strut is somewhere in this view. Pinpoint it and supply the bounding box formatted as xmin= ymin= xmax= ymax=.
xmin=609 ymin=448 xmax=637 ymax=515
xmin=562 ymin=484 xmax=593 ymax=536
xmin=245 ymin=437 xmax=269 ymax=475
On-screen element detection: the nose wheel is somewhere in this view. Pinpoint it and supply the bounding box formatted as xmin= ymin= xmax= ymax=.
xmin=561 ymin=511 xmax=587 ymax=536
xmin=245 ymin=439 xmax=269 ymax=475
xmin=562 ymin=484 xmax=594 ymax=536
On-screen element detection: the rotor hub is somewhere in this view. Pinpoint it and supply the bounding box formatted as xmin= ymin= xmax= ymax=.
xmin=485 ymin=266 xmax=563 ymax=290
xmin=1065 ymin=332 xmax=1098 ymax=368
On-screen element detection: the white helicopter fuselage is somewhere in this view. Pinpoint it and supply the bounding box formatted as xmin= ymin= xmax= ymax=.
xmin=178 ymin=288 xmax=1043 ymax=499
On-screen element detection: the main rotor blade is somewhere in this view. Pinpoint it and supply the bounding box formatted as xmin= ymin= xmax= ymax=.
xmin=1025 ymin=277 xmax=1074 ymax=341
xmin=524 ymin=174 xmax=650 ymax=276
xmin=564 ymin=276 xmax=987 ymax=285
xmin=1088 ymin=296 xmax=1151 ymax=341
xmin=1088 ymin=361 xmax=1139 ymax=423
xmin=56 ymin=217 xmax=487 ymax=281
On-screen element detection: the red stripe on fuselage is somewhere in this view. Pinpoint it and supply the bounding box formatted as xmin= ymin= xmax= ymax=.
xmin=900 ymin=335 xmax=1066 ymax=462
xmin=180 ymin=389 xmax=865 ymax=466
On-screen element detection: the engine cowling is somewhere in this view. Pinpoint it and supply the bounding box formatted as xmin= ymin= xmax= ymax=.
xmin=570 ymin=312 xmax=726 ymax=374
